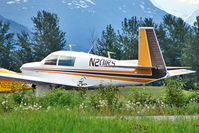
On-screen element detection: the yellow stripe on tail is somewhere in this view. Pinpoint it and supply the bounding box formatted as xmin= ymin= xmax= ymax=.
xmin=138 ymin=28 xmax=152 ymax=67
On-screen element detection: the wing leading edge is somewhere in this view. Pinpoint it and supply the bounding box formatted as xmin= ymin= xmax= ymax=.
xmin=0 ymin=72 xmax=76 ymax=87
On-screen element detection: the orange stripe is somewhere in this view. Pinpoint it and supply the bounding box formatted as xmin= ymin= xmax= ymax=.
xmin=33 ymin=67 xmax=152 ymax=75
xmin=34 ymin=70 xmax=153 ymax=83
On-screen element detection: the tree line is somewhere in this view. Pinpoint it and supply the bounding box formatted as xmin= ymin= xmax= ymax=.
xmin=0 ymin=10 xmax=66 ymax=71
xmin=95 ymin=15 xmax=199 ymax=88
xmin=0 ymin=10 xmax=198 ymax=88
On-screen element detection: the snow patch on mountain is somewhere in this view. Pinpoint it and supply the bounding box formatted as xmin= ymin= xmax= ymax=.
xmin=140 ymin=4 xmax=144 ymax=10
xmin=150 ymin=0 xmax=199 ymax=24
xmin=85 ymin=0 xmax=96 ymax=5
xmin=118 ymin=5 xmax=127 ymax=13
xmin=6 ymin=0 xmax=28 ymax=4
xmin=67 ymin=0 xmax=96 ymax=9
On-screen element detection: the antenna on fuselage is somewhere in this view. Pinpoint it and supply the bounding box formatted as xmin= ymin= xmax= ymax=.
xmin=107 ymin=51 xmax=115 ymax=59
xmin=69 ymin=44 xmax=76 ymax=51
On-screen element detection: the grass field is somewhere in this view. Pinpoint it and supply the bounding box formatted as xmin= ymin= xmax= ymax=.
xmin=0 ymin=109 xmax=199 ymax=133
xmin=119 ymin=86 xmax=166 ymax=97
xmin=0 ymin=79 xmax=199 ymax=132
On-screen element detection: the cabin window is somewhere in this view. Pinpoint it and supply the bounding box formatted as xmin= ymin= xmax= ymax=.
xmin=44 ymin=55 xmax=58 ymax=65
xmin=58 ymin=56 xmax=76 ymax=66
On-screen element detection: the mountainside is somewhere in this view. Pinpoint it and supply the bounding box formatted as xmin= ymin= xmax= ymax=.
xmin=149 ymin=0 xmax=199 ymax=25
xmin=184 ymin=9 xmax=199 ymax=25
xmin=0 ymin=0 xmax=168 ymax=51
xmin=0 ymin=15 xmax=31 ymax=35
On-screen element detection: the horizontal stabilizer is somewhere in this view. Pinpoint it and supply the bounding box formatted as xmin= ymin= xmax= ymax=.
xmin=167 ymin=66 xmax=191 ymax=70
xmin=167 ymin=69 xmax=195 ymax=77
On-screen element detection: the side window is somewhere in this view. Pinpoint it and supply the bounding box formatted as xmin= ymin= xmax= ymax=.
xmin=58 ymin=56 xmax=76 ymax=66
xmin=44 ymin=55 xmax=58 ymax=65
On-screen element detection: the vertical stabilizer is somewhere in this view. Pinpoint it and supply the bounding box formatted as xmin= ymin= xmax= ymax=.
xmin=138 ymin=28 xmax=152 ymax=67
xmin=138 ymin=27 xmax=167 ymax=78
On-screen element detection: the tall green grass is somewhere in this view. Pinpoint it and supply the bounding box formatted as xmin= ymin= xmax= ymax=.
xmin=0 ymin=109 xmax=198 ymax=133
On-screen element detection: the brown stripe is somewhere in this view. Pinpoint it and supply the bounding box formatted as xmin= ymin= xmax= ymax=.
xmin=24 ymin=67 xmax=152 ymax=75
xmin=28 ymin=69 xmax=154 ymax=83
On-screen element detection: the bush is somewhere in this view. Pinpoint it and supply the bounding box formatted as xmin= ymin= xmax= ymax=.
xmin=87 ymin=85 xmax=122 ymax=111
xmin=186 ymin=102 xmax=199 ymax=114
xmin=186 ymin=90 xmax=199 ymax=103
xmin=38 ymin=89 xmax=81 ymax=108
xmin=164 ymin=77 xmax=185 ymax=107
xmin=129 ymin=87 xmax=153 ymax=105
xmin=98 ymin=85 xmax=121 ymax=109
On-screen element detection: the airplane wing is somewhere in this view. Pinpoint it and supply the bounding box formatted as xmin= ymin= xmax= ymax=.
xmin=167 ymin=69 xmax=195 ymax=77
xmin=0 ymin=72 xmax=76 ymax=87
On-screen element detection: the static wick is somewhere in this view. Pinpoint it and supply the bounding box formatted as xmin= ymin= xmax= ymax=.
xmin=107 ymin=51 xmax=115 ymax=59
xmin=69 ymin=44 xmax=76 ymax=51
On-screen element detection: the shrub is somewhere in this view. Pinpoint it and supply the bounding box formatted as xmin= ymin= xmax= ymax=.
xmin=0 ymin=94 xmax=14 ymax=112
xmin=186 ymin=102 xmax=199 ymax=114
xmin=87 ymin=85 xmax=122 ymax=111
xmin=98 ymin=85 xmax=121 ymax=109
xmin=186 ymin=90 xmax=199 ymax=103
xmin=10 ymin=85 xmax=27 ymax=105
xmin=129 ymin=87 xmax=153 ymax=105
xmin=38 ymin=89 xmax=81 ymax=108
xmin=164 ymin=77 xmax=185 ymax=107
xmin=89 ymin=94 xmax=102 ymax=110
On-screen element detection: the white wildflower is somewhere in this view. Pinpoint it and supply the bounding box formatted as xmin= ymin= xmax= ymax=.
xmin=2 ymin=101 xmax=8 ymax=105
xmin=99 ymin=100 xmax=107 ymax=108
xmin=79 ymin=103 xmax=84 ymax=109
xmin=47 ymin=106 xmax=51 ymax=110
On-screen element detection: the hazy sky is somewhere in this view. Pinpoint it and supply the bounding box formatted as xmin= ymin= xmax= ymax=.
xmin=150 ymin=0 xmax=199 ymax=20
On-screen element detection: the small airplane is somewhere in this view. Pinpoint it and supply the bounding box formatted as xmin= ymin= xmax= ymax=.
xmin=0 ymin=27 xmax=195 ymax=95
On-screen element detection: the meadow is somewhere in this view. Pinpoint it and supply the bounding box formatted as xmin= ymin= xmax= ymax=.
xmin=0 ymin=77 xmax=199 ymax=132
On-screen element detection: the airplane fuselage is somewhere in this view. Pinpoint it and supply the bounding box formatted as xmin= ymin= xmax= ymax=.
xmin=20 ymin=51 xmax=155 ymax=88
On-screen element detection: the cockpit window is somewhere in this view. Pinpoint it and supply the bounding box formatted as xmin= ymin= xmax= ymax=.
xmin=44 ymin=55 xmax=58 ymax=65
xmin=58 ymin=56 xmax=76 ymax=66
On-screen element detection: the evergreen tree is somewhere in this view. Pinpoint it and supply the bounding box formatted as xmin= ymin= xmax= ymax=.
xmin=118 ymin=17 xmax=140 ymax=60
xmin=155 ymin=23 xmax=170 ymax=63
xmin=0 ymin=21 xmax=15 ymax=70
xmin=162 ymin=15 xmax=190 ymax=66
xmin=141 ymin=18 xmax=157 ymax=27
xmin=96 ymin=24 xmax=121 ymax=59
xmin=15 ymin=31 xmax=34 ymax=64
xmin=31 ymin=10 xmax=66 ymax=61
xmin=182 ymin=16 xmax=199 ymax=87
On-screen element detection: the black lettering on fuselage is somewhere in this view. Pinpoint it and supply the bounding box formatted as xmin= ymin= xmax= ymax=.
xmin=106 ymin=60 xmax=111 ymax=66
xmin=89 ymin=58 xmax=95 ymax=66
xmin=95 ymin=59 xmax=100 ymax=66
xmin=112 ymin=61 xmax=116 ymax=66
xmin=89 ymin=58 xmax=116 ymax=67
xmin=99 ymin=59 xmax=105 ymax=66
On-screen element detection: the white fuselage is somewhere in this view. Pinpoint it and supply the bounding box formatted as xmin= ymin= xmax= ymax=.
xmin=20 ymin=51 xmax=153 ymax=88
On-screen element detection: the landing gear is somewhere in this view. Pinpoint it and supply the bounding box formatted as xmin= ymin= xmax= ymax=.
xmin=36 ymin=84 xmax=51 ymax=97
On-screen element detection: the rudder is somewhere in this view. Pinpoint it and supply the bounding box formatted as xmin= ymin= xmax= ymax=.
xmin=138 ymin=27 xmax=167 ymax=78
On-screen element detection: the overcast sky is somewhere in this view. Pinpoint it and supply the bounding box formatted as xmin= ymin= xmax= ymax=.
xmin=150 ymin=0 xmax=199 ymax=21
